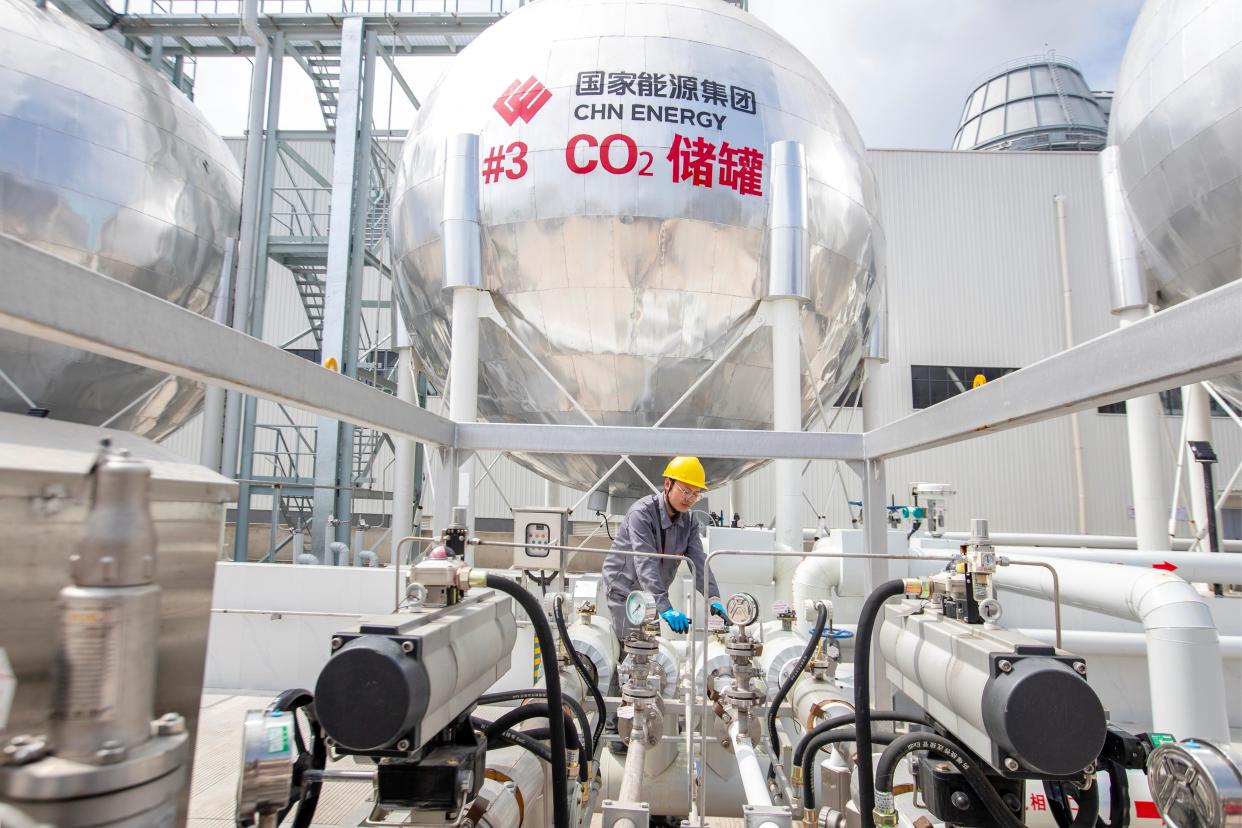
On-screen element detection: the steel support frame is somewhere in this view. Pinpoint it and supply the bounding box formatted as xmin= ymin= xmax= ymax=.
xmin=234 ymin=31 xmax=285 ymax=562
xmin=311 ymin=17 xmax=372 ymax=558
xmin=2 ymin=235 xmax=1239 ymax=568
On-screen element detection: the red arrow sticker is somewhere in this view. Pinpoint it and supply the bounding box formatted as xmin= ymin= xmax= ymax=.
xmin=1152 ymin=561 xmax=1177 ymax=572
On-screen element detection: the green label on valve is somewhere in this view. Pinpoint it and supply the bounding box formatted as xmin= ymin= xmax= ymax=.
xmin=1147 ymin=733 xmax=1176 ymax=746
xmin=267 ymin=723 xmax=290 ymax=755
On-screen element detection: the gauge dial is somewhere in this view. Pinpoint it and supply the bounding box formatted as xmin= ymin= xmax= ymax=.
xmin=625 ymin=591 xmax=657 ymax=626
xmin=725 ymin=593 xmax=759 ymax=627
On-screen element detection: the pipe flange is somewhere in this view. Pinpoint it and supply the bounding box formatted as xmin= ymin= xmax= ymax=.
xmin=622 ymin=637 xmax=657 ymax=659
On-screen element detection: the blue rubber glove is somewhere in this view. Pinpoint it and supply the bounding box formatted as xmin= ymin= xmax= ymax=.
xmin=709 ymin=601 xmax=733 ymax=627
xmin=660 ymin=608 xmax=690 ymax=634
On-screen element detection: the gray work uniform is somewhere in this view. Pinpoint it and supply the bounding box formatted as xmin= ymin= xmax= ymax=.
xmin=602 ymin=493 xmax=720 ymax=640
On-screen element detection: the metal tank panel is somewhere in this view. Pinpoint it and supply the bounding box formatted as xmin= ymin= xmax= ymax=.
xmin=1110 ymin=0 xmax=1241 ymax=404
xmin=391 ymin=0 xmax=882 ymax=496
xmin=0 ymin=0 xmax=243 ymax=438
xmin=1111 ymin=0 xmax=1241 ymax=307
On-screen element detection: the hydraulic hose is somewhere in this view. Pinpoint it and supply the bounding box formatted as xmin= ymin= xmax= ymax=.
xmin=854 ymin=579 xmax=908 ymax=828
xmin=554 ymin=594 xmax=608 ymax=753
xmin=799 ymin=729 xmax=896 ymax=809
xmin=488 ymin=726 xmax=553 ymax=763
xmin=475 ymin=688 xmax=592 ymax=769
xmin=792 ymin=711 xmax=928 ymax=769
xmin=476 ymin=706 xmax=588 ymax=784
xmin=876 ymin=731 xmax=1035 ymax=828
xmin=1044 ymin=780 xmax=1103 ymax=828
xmin=767 ymin=601 xmax=828 ymax=763
xmin=1097 ymin=759 xmax=1130 ymax=828
xmin=484 ymin=573 xmax=570 ymax=828
xmin=267 ymin=688 xmax=326 ymax=828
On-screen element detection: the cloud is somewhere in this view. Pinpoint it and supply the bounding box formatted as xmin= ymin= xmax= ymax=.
xmin=748 ymin=0 xmax=1143 ymax=148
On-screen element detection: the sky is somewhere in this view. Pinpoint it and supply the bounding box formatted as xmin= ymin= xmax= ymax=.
xmin=191 ymin=0 xmax=1145 ymax=149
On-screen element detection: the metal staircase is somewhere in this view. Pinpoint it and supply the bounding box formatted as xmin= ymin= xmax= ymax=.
xmin=305 ymin=55 xmax=343 ymax=131
xmin=352 ymin=428 xmax=390 ymax=488
xmin=290 ymin=266 xmax=328 ymax=345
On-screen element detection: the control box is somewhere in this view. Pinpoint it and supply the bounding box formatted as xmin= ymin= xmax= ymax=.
xmin=511 ymin=507 xmax=571 ymax=571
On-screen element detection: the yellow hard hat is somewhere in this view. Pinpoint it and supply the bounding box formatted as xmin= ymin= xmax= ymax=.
xmin=662 ymin=456 xmax=707 ymax=490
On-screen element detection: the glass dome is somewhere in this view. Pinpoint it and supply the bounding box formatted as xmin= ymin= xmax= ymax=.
xmin=954 ymin=54 xmax=1109 ymax=152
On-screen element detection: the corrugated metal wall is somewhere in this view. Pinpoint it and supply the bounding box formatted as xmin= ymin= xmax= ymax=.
xmin=158 ymin=145 xmax=1240 ymax=538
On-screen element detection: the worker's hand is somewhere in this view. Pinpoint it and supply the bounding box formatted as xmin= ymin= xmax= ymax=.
xmin=709 ymin=601 xmax=732 ymax=627
xmin=660 ymin=608 xmax=690 ymax=634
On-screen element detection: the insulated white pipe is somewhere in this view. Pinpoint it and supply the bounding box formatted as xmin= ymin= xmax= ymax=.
xmin=938 ymin=531 xmax=1242 ymax=552
xmin=1054 ymin=195 xmax=1089 ymax=535
xmin=728 ymin=720 xmax=772 ymax=808
xmin=1183 ymin=383 xmax=1214 ymax=545
xmin=791 ymin=554 xmax=841 ymax=612
xmin=983 ymin=545 xmax=1242 ymax=585
xmin=1119 ymin=310 xmax=1171 ymax=553
xmin=771 ymin=296 xmax=804 ymax=558
xmin=993 ymin=555 xmax=1230 ymax=741
xmin=391 ymin=321 xmax=418 ymax=566
xmin=1012 ymin=629 xmax=1242 ymax=659
xmin=768 ymin=141 xmax=808 ymax=573
xmin=440 ymin=134 xmax=483 ymax=537
xmin=200 ymin=237 xmax=236 ymax=473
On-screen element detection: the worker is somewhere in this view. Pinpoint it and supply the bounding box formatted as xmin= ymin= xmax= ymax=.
xmin=601 ymin=456 xmax=728 ymax=750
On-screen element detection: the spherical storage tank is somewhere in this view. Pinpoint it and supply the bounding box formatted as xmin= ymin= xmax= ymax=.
xmin=1111 ymin=0 xmax=1240 ymax=402
xmin=0 ymin=0 xmax=242 ymax=437
xmin=392 ymin=0 xmax=883 ymax=497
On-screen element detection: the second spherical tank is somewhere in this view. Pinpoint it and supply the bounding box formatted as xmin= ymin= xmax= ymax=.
xmin=1110 ymin=0 xmax=1241 ymax=404
xmin=0 ymin=0 xmax=242 ymax=437
xmin=391 ymin=0 xmax=883 ymax=497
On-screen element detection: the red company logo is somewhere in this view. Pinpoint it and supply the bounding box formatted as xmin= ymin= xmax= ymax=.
xmin=493 ymin=76 xmax=551 ymax=125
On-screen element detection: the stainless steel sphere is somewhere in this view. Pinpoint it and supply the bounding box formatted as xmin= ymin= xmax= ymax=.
xmin=392 ymin=0 xmax=882 ymax=496
xmin=0 ymin=0 xmax=242 ymax=437
xmin=1112 ymin=0 xmax=1240 ymax=307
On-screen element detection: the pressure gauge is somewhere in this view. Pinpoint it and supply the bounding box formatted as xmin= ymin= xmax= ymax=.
xmin=724 ymin=592 xmax=759 ymax=627
xmin=625 ymin=591 xmax=658 ymax=626
xmin=1147 ymin=739 xmax=1242 ymax=828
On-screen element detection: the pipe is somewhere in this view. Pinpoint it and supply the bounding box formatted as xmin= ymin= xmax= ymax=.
xmin=1054 ymin=194 xmax=1089 ymax=535
xmin=439 ymin=133 xmax=484 ymax=538
xmin=994 ymin=555 xmax=1230 ymax=741
xmin=728 ymin=720 xmax=772 ymax=808
xmin=1184 ymin=383 xmax=1214 ymax=546
xmin=222 ymin=0 xmax=271 ymax=480
xmin=939 ymin=531 xmax=1242 ymax=553
xmin=391 ymin=327 xmax=418 ymax=567
xmin=1118 ymin=305 xmax=1172 ymax=553
xmin=618 ymin=723 xmax=648 ymax=805
xmin=355 ymin=549 xmax=378 ymax=567
xmin=200 ymin=237 xmax=235 ymax=472
xmin=791 ymin=554 xmax=841 ymax=611
xmin=1012 ymin=628 xmax=1242 ymax=659
xmin=328 ymin=541 xmax=350 ymax=567
xmin=768 ymin=143 xmax=808 ymax=565
xmin=982 ymin=545 xmax=1242 ymax=584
